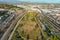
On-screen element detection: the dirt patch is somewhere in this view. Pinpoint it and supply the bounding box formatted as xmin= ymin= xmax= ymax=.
xmin=22 ymin=21 xmax=36 ymax=32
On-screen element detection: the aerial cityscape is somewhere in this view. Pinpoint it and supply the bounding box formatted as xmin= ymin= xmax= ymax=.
xmin=0 ymin=0 xmax=60 ymax=40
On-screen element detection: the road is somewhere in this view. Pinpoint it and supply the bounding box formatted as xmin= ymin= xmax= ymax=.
xmin=7 ymin=7 xmax=60 ymax=40
xmin=8 ymin=12 xmax=26 ymax=40
xmin=0 ymin=11 xmax=26 ymax=40
xmin=0 ymin=14 xmax=14 ymax=30
xmin=34 ymin=7 xmax=60 ymax=34
xmin=0 ymin=5 xmax=29 ymax=40
xmin=1 ymin=6 xmax=60 ymax=40
xmin=0 ymin=13 xmax=14 ymax=39
xmin=31 ymin=7 xmax=60 ymax=40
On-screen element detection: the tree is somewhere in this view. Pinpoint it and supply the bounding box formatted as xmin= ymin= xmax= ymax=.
xmin=36 ymin=36 xmax=38 ymax=40
xmin=50 ymin=35 xmax=54 ymax=40
xmin=22 ymin=29 xmax=24 ymax=34
xmin=26 ymin=34 xmax=29 ymax=40
xmin=54 ymin=35 xmax=57 ymax=40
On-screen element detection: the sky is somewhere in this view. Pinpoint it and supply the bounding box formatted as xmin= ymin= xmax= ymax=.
xmin=0 ymin=0 xmax=60 ymax=3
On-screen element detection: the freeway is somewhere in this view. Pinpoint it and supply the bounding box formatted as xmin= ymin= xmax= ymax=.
xmin=46 ymin=15 xmax=60 ymax=29
xmin=6 ymin=7 xmax=60 ymax=40
xmin=32 ymin=7 xmax=60 ymax=40
xmin=27 ymin=6 xmax=60 ymax=36
xmin=0 ymin=11 xmax=26 ymax=40
xmin=0 ymin=13 xmax=14 ymax=39
xmin=33 ymin=7 xmax=60 ymax=34
xmin=0 ymin=14 xmax=14 ymax=31
xmin=8 ymin=13 xmax=26 ymax=40
xmin=0 ymin=5 xmax=29 ymax=40
xmin=42 ymin=12 xmax=60 ymax=33
xmin=8 ymin=11 xmax=47 ymax=40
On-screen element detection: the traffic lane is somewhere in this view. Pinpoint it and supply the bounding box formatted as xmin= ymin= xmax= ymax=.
xmin=1 ymin=12 xmax=26 ymax=40
xmin=0 ymin=14 xmax=15 ymax=31
xmin=40 ymin=13 xmax=58 ymax=31
xmin=45 ymin=15 xmax=60 ymax=31
xmin=38 ymin=9 xmax=60 ymax=31
xmin=36 ymin=8 xmax=60 ymax=34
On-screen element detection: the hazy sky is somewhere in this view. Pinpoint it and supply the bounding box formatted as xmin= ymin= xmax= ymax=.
xmin=0 ymin=0 xmax=60 ymax=3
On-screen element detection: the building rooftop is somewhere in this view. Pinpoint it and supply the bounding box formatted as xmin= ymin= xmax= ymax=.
xmin=0 ymin=8 xmax=8 ymax=12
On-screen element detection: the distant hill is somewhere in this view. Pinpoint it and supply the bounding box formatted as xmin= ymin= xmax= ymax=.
xmin=14 ymin=1 xmax=60 ymax=5
xmin=0 ymin=1 xmax=17 ymax=4
xmin=0 ymin=1 xmax=60 ymax=5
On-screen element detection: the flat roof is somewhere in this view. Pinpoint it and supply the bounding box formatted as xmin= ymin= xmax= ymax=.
xmin=0 ymin=8 xmax=8 ymax=12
